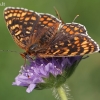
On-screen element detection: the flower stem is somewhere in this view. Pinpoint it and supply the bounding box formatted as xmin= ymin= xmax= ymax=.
xmin=57 ymin=86 xmax=68 ymax=100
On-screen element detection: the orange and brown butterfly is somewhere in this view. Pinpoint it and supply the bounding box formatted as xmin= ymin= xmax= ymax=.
xmin=4 ymin=7 xmax=100 ymax=59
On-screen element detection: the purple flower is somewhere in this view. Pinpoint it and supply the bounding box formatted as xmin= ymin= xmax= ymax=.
xmin=13 ymin=56 xmax=82 ymax=93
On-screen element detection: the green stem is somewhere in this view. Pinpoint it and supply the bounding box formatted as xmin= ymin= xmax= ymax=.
xmin=57 ymin=86 xmax=68 ymax=100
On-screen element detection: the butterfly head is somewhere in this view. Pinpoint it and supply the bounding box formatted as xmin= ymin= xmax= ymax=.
xmin=20 ymin=43 xmax=40 ymax=59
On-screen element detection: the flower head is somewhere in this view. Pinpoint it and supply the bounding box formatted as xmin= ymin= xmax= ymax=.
xmin=13 ymin=56 xmax=82 ymax=93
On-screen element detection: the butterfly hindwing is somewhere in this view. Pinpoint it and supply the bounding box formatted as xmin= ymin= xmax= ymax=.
xmin=37 ymin=34 xmax=99 ymax=57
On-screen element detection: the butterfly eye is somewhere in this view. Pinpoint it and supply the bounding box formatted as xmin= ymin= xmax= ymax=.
xmin=29 ymin=44 xmax=38 ymax=52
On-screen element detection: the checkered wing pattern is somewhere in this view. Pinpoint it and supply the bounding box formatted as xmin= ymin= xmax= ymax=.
xmin=4 ymin=7 xmax=61 ymax=50
xmin=4 ymin=7 xmax=100 ymax=58
xmin=60 ymin=23 xmax=88 ymax=35
xmin=37 ymin=23 xmax=99 ymax=57
xmin=41 ymin=34 xmax=99 ymax=57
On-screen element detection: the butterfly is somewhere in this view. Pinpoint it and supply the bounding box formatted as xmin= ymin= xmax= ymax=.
xmin=4 ymin=7 xmax=100 ymax=59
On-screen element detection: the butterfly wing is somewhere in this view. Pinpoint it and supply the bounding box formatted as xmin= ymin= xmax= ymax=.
xmin=37 ymin=24 xmax=99 ymax=57
xmin=28 ymin=13 xmax=61 ymax=47
xmin=60 ymin=23 xmax=88 ymax=35
xmin=4 ymin=7 xmax=61 ymax=51
xmin=4 ymin=7 xmax=40 ymax=49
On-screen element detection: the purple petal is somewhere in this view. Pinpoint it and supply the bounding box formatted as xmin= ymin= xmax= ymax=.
xmin=26 ymin=84 xmax=36 ymax=93
xmin=13 ymin=57 xmax=82 ymax=93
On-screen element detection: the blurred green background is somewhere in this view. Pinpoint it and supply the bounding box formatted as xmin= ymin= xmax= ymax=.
xmin=0 ymin=0 xmax=100 ymax=100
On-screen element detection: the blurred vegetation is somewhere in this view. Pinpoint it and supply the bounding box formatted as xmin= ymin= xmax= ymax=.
xmin=0 ymin=0 xmax=100 ymax=100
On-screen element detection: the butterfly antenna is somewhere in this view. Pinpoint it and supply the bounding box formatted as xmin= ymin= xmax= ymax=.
xmin=0 ymin=49 xmax=20 ymax=54
xmin=53 ymin=6 xmax=64 ymax=23
xmin=72 ymin=15 xmax=79 ymax=23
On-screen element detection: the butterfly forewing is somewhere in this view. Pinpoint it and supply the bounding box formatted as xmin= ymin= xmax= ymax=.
xmin=4 ymin=7 xmax=40 ymax=49
xmin=4 ymin=7 xmax=61 ymax=51
xmin=60 ymin=23 xmax=87 ymax=36
xmin=36 ymin=23 xmax=99 ymax=57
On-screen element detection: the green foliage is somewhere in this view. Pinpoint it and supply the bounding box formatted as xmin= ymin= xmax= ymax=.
xmin=0 ymin=0 xmax=100 ymax=100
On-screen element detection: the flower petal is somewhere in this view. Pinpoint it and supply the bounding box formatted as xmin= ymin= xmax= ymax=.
xmin=26 ymin=84 xmax=36 ymax=93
